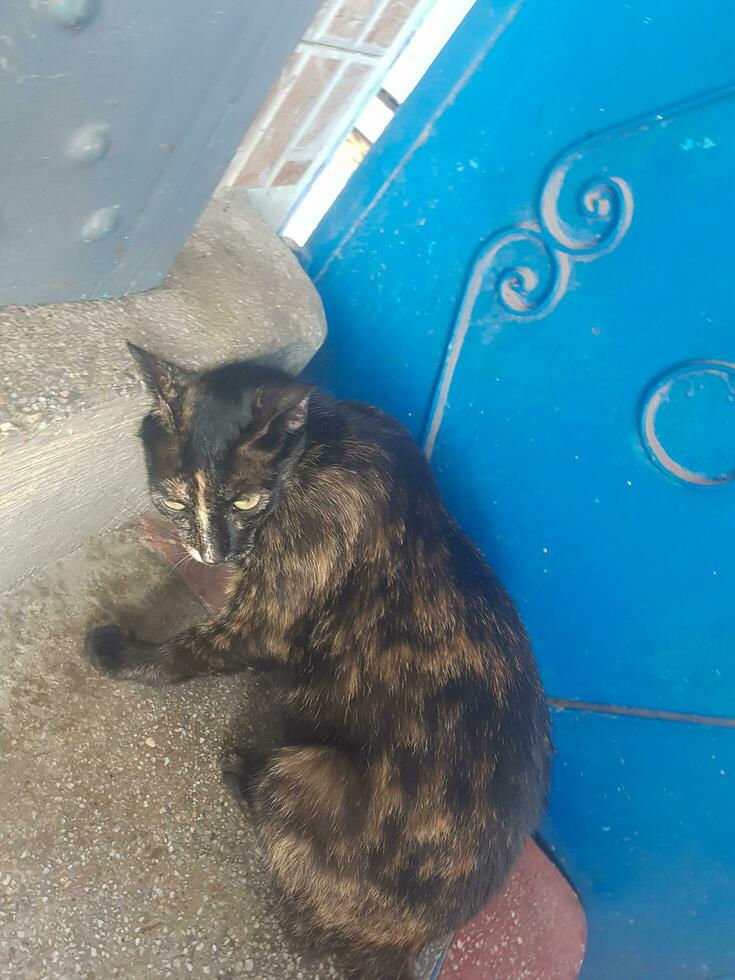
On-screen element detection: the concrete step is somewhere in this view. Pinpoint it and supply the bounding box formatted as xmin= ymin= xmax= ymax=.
xmin=0 ymin=192 xmax=325 ymax=590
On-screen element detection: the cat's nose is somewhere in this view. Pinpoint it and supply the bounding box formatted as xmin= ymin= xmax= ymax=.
xmin=201 ymin=547 xmax=225 ymax=565
xmin=201 ymin=534 xmax=228 ymax=565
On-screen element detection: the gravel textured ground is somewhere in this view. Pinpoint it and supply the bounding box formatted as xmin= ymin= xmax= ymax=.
xmin=0 ymin=527 xmax=344 ymax=980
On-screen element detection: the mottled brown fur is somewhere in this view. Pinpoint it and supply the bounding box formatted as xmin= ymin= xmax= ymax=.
xmin=86 ymin=347 xmax=551 ymax=979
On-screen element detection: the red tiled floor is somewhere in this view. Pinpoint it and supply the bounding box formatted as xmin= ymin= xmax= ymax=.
xmin=438 ymin=839 xmax=586 ymax=979
xmin=142 ymin=515 xmax=587 ymax=980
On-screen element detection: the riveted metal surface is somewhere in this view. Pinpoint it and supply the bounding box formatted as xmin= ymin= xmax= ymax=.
xmin=80 ymin=204 xmax=120 ymax=243
xmin=67 ymin=123 xmax=111 ymax=165
xmin=0 ymin=0 xmax=321 ymax=305
xmin=46 ymin=0 xmax=101 ymax=31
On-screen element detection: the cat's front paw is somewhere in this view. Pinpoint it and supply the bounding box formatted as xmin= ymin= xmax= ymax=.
xmin=85 ymin=624 xmax=136 ymax=678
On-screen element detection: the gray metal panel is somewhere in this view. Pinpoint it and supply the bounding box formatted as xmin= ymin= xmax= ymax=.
xmin=0 ymin=0 xmax=320 ymax=306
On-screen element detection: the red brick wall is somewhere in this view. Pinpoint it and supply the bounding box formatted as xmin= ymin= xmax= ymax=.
xmin=221 ymin=0 xmax=425 ymax=194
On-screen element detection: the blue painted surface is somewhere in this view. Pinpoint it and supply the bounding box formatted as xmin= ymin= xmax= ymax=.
xmin=427 ymin=949 xmax=447 ymax=980
xmin=302 ymin=0 xmax=735 ymax=975
xmin=0 ymin=0 xmax=319 ymax=306
xmin=546 ymin=708 xmax=735 ymax=979
xmin=303 ymin=0 xmax=734 ymax=439
xmin=426 ymin=87 xmax=735 ymax=718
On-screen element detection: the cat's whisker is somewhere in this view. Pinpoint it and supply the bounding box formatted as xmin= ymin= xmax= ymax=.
xmin=147 ymin=536 xmax=184 ymax=548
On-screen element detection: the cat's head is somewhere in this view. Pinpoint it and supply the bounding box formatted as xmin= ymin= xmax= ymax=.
xmin=129 ymin=343 xmax=312 ymax=565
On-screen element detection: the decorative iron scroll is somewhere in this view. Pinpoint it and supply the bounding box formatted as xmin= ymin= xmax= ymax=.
xmin=423 ymin=84 xmax=735 ymax=456
xmin=423 ymin=149 xmax=633 ymax=455
xmin=478 ymin=157 xmax=633 ymax=318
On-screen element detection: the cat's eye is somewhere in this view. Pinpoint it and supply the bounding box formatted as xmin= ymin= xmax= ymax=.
xmin=162 ymin=499 xmax=187 ymax=511
xmin=233 ymin=494 xmax=261 ymax=511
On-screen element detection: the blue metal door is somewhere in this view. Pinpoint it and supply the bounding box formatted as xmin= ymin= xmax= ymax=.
xmin=302 ymin=1 xmax=735 ymax=976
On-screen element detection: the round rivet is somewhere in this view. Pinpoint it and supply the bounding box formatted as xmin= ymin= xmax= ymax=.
xmin=81 ymin=205 xmax=120 ymax=242
xmin=67 ymin=123 xmax=110 ymax=165
xmin=49 ymin=0 xmax=100 ymax=30
xmin=641 ymin=360 xmax=735 ymax=486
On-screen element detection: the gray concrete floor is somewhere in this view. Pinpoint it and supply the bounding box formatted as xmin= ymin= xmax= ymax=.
xmin=0 ymin=527 xmax=341 ymax=980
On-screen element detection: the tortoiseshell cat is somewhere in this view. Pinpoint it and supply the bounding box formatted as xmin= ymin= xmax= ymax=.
xmin=86 ymin=344 xmax=551 ymax=980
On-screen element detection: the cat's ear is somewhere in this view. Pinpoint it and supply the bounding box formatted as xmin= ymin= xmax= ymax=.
xmin=127 ymin=342 xmax=189 ymax=428
xmin=252 ymin=382 xmax=313 ymax=435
